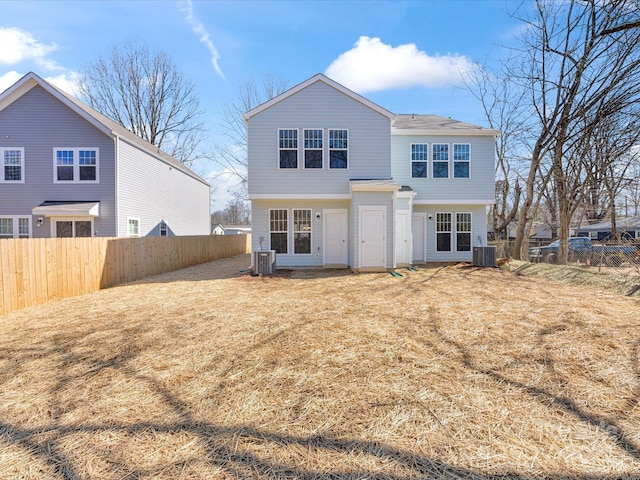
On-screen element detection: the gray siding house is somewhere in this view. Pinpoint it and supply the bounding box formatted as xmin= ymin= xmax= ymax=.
xmin=0 ymin=72 xmax=210 ymax=239
xmin=244 ymin=73 xmax=498 ymax=270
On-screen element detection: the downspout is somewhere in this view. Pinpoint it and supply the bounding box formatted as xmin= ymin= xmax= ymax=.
xmin=114 ymin=134 xmax=119 ymax=237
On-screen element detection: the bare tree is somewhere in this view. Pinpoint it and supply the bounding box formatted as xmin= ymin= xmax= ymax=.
xmin=77 ymin=41 xmax=205 ymax=165
xmin=464 ymin=66 xmax=531 ymax=239
xmin=213 ymin=75 xmax=287 ymax=186
xmin=510 ymin=0 xmax=640 ymax=262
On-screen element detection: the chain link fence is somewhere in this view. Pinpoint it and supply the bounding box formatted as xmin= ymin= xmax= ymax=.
xmin=489 ymin=238 xmax=640 ymax=278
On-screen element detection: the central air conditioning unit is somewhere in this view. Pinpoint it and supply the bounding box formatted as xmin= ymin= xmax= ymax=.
xmin=473 ymin=246 xmax=497 ymax=267
xmin=253 ymin=250 xmax=276 ymax=275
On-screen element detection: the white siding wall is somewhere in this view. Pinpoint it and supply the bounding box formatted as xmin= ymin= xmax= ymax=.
xmin=116 ymin=140 xmax=210 ymax=236
xmin=248 ymin=81 xmax=392 ymax=197
xmin=414 ymin=204 xmax=487 ymax=262
xmin=391 ymin=134 xmax=496 ymax=203
xmin=350 ymin=191 xmax=395 ymax=270
xmin=252 ymin=199 xmax=350 ymax=267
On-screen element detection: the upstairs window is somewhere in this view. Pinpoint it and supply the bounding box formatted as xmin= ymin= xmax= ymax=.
xmin=432 ymin=144 xmax=449 ymax=178
xmin=160 ymin=221 xmax=168 ymax=236
xmin=54 ymin=148 xmax=99 ymax=183
xmin=411 ymin=144 xmax=428 ymax=178
xmin=278 ymin=129 xmax=298 ymax=169
xmin=1 ymin=148 xmax=24 ymax=183
xmin=329 ymin=129 xmax=348 ymax=169
xmin=304 ymin=129 xmax=323 ymax=169
xmin=453 ymin=144 xmax=470 ymax=178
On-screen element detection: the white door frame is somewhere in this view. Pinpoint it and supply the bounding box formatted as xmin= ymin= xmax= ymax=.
xmin=359 ymin=205 xmax=387 ymax=270
xmin=395 ymin=210 xmax=411 ymax=267
xmin=412 ymin=212 xmax=426 ymax=262
xmin=323 ymin=208 xmax=348 ymax=266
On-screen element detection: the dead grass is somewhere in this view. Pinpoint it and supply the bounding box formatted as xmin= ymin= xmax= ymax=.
xmin=1 ymin=254 xmax=639 ymax=479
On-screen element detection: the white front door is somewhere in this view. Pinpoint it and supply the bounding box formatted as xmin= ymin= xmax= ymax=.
xmin=360 ymin=206 xmax=386 ymax=268
xmin=395 ymin=210 xmax=411 ymax=266
xmin=323 ymin=209 xmax=348 ymax=265
xmin=412 ymin=213 xmax=426 ymax=262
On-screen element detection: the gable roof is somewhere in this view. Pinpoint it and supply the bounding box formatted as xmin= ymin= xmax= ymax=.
xmin=0 ymin=72 xmax=209 ymax=186
xmin=243 ymin=73 xmax=396 ymax=122
xmin=392 ymin=114 xmax=499 ymax=136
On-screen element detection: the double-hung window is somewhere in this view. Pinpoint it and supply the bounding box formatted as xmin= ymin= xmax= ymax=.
xmin=279 ymin=129 xmax=298 ymax=169
xmin=456 ymin=213 xmax=472 ymax=251
xmin=304 ymin=129 xmax=323 ymax=169
xmin=329 ymin=129 xmax=348 ymax=169
xmin=436 ymin=213 xmax=452 ymax=251
xmin=432 ymin=144 xmax=449 ymax=178
xmin=411 ymin=144 xmax=428 ymax=178
xmin=453 ymin=144 xmax=470 ymax=178
xmin=1 ymin=148 xmax=24 ymax=183
xmin=0 ymin=216 xmax=31 ymax=238
xmin=127 ymin=218 xmax=140 ymax=237
xmin=54 ymin=148 xmax=99 ymax=182
xmin=270 ymin=209 xmax=288 ymax=253
xmin=436 ymin=212 xmax=472 ymax=252
xmin=293 ymin=209 xmax=311 ymax=254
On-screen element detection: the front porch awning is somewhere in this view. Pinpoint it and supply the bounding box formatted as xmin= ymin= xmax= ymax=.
xmin=32 ymin=201 xmax=100 ymax=217
xmin=349 ymin=179 xmax=401 ymax=193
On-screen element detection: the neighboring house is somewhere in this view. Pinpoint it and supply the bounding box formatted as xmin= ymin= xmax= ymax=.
xmin=223 ymin=225 xmax=252 ymax=235
xmin=0 ymin=72 xmax=210 ymax=239
xmin=212 ymin=224 xmax=225 ymax=235
xmin=244 ymin=74 xmax=498 ymax=271
xmin=576 ymin=216 xmax=640 ymax=240
xmin=505 ymin=222 xmax=553 ymax=240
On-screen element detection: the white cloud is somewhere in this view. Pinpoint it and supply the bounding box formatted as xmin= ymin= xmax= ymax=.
xmin=325 ymin=36 xmax=477 ymax=93
xmin=45 ymin=72 xmax=81 ymax=96
xmin=0 ymin=71 xmax=23 ymax=94
xmin=0 ymin=27 xmax=60 ymax=70
xmin=178 ymin=0 xmax=226 ymax=81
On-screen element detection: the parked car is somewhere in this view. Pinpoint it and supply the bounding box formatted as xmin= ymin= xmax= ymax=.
xmin=528 ymin=237 xmax=638 ymax=266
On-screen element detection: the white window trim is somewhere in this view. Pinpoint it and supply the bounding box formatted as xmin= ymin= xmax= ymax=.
xmin=127 ymin=217 xmax=140 ymax=237
xmin=53 ymin=147 xmax=100 ymax=184
xmin=292 ymin=208 xmax=313 ymax=255
xmin=0 ymin=215 xmax=31 ymax=238
xmin=50 ymin=217 xmax=95 ymax=238
xmin=303 ymin=128 xmax=324 ymax=170
xmin=410 ymin=143 xmax=428 ymax=179
xmin=432 ymin=143 xmax=450 ymax=179
xmin=453 ymin=143 xmax=471 ymax=179
xmin=1 ymin=147 xmax=25 ymax=183
xmin=277 ymin=128 xmax=299 ymax=170
xmin=455 ymin=212 xmax=472 ymax=252
xmin=269 ymin=208 xmax=289 ymax=253
xmin=328 ymin=128 xmax=349 ymax=170
xmin=435 ymin=212 xmax=452 ymax=252
xmin=160 ymin=220 xmax=168 ymax=236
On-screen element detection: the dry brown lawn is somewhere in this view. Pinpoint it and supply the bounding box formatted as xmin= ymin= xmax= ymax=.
xmin=1 ymin=254 xmax=639 ymax=479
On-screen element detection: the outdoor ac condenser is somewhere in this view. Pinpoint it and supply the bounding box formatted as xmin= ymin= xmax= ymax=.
xmin=253 ymin=250 xmax=276 ymax=274
xmin=472 ymin=246 xmax=497 ymax=267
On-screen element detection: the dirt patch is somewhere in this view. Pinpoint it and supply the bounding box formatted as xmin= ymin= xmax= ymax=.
xmin=1 ymin=254 xmax=639 ymax=478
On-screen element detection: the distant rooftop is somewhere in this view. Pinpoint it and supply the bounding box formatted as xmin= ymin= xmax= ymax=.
xmin=392 ymin=114 xmax=498 ymax=135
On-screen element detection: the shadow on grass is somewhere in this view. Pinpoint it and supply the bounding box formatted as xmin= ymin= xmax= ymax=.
xmin=0 ymin=324 xmax=638 ymax=480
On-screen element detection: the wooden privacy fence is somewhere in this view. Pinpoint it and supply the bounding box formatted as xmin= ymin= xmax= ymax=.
xmin=0 ymin=234 xmax=251 ymax=316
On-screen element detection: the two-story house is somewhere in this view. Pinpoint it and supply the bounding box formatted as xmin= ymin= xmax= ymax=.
xmin=244 ymin=73 xmax=497 ymax=271
xmin=0 ymin=72 xmax=210 ymax=239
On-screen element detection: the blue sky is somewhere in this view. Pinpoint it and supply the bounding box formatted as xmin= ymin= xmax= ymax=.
xmin=0 ymin=0 xmax=521 ymax=208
